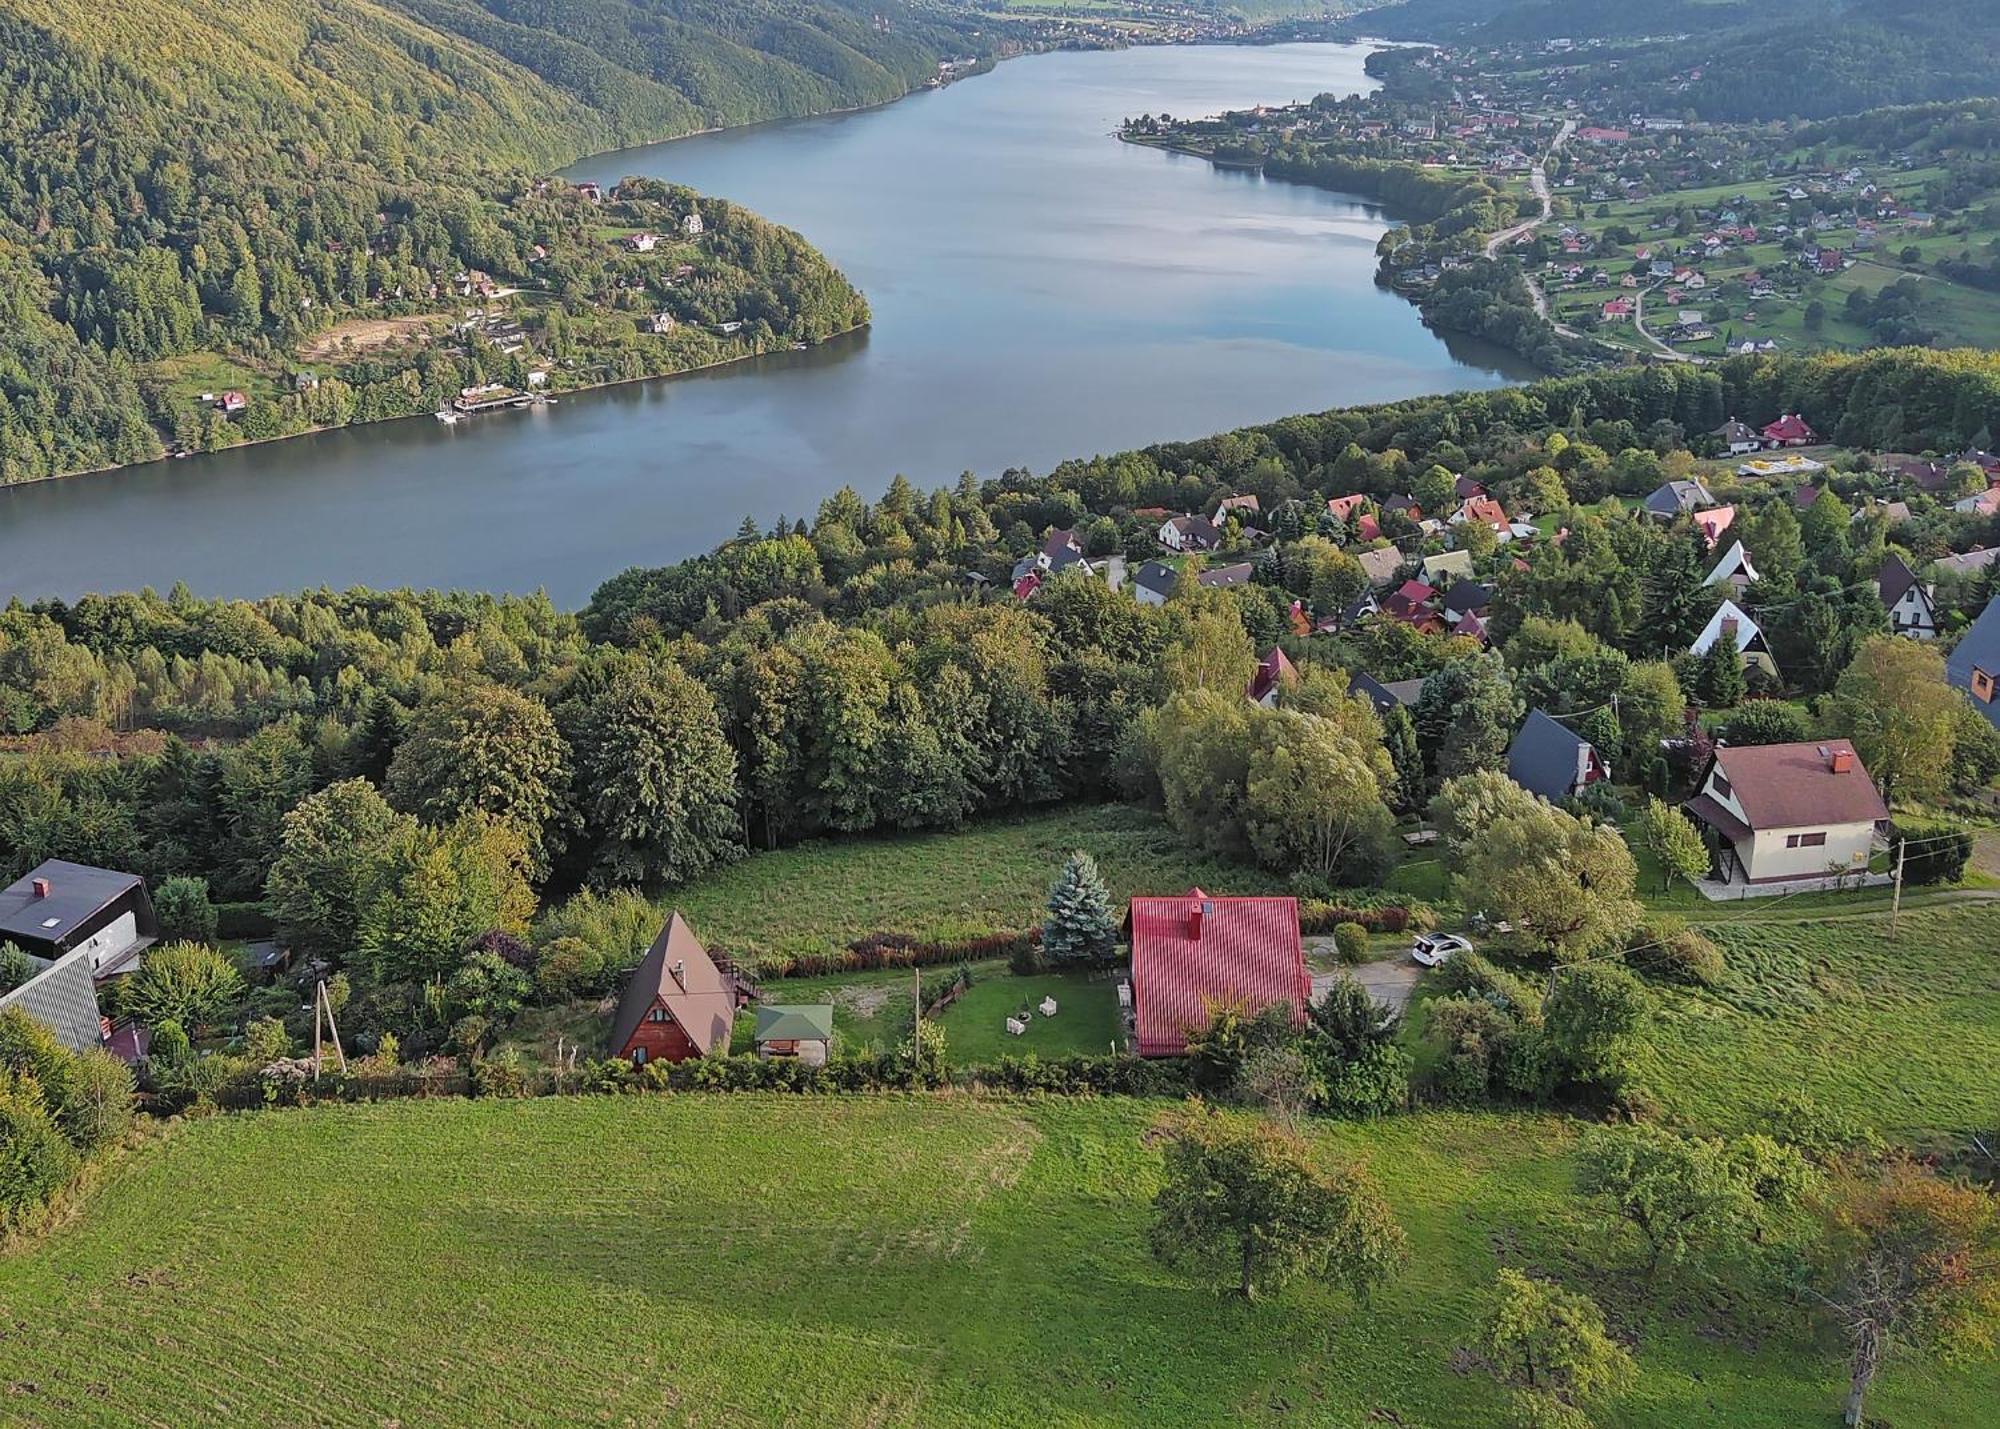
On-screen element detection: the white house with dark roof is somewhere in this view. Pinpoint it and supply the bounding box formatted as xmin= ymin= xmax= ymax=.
xmin=1130 ymin=560 xmax=1177 ymax=606
xmin=1704 ymin=540 xmax=1760 ymax=592
xmin=1691 ymin=598 xmax=1777 ymax=680
xmin=1876 ymin=554 xmax=1936 ymax=639
xmin=1642 ymin=478 xmax=1717 ymax=520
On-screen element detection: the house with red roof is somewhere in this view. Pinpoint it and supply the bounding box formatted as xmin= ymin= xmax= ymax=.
xmin=1453 ymin=494 xmax=1509 ymax=534
xmin=1693 ymin=504 xmax=1735 ymax=548
xmin=1682 ymin=741 xmax=1887 ymax=887
xmin=609 ymin=913 xmax=753 ymax=1065
xmin=1246 ymin=647 xmax=1299 ymax=708
xmin=1761 ymin=413 xmax=1817 ymax=447
xmin=1354 ymin=512 xmax=1383 ymax=543
xmin=1601 ymin=297 xmax=1633 ymax=322
xmin=1381 ymin=579 xmax=1440 ymax=630
xmin=1125 ymin=890 xmax=1310 ymax=1057
xmin=1327 ymin=494 xmax=1369 ymax=523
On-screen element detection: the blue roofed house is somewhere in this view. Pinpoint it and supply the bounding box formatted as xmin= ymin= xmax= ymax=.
xmin=1506 ymin=709 xmax=1609 ymax=803
xmin=1947 ymin=596 xmax=2000 ymax=727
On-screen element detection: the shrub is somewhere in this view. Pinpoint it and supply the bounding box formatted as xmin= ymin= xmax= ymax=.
xmin=1626 ymin=919 xmax=1725 ymax=987
xmin=153 ymin=876 xmax=219 ymax=944
xmin=533 ymin=935 xmax=599 ymax=1002
xmin=1719 ymin=701 xmax=1814 ymax=746
xmin=0 ymin=942 xmax=30 ymax=994
xmin=1893 ymin=819 xmax=1972 ymax=886
xmin=1431 ymin=951 xmax=1542 ymax=1021
xmin=1331 ymin=922 xmax=1369 ymax=965
xmin=259 ymin=1058 xmax=317 ymax=1107
xmin=0 ymin=1071 xmax=81 ymax=1227
xmin=243 ymin=1016 xmax=292 ymax=1064
xmin=1321 ymin=1042 xmax=1410 ymax=1119
xmin=123 ymin=942 xmax=246 ymax=1034
xmin=530 ymin=889 xmax=658 ymax=992
xmin=1769 ymin=1091 xmax=1883 ymax=1168
xmin=62 ymin=1050 xmax=135 ymax=1156
xmin=1298 ymin=901 xmax=1415 ymax=936
xmin=148 ymin=1019 xmax=192 ymax=1067
xmin=470 ymin=1052 xmax=531 ymax=1098
xmin=1424 ymin=996 xmax=1518 ymax=1105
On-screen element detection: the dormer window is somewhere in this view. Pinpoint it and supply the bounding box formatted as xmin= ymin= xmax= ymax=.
xmin=1975 ymin=668 xmax=1996 ymax=703
xmin=1710 ymin=771 xmax=1732 ymax=799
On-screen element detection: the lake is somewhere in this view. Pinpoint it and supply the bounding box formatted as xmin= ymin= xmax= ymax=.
xmin=0 ymin=42 xmax=1532 ymax=606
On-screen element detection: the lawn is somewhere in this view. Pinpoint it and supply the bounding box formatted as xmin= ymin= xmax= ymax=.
xmin=4 ymin=1095 xmax=1991 ymax=1426
xmin=671 ymin=804 xmax=1272 ymax=957
xmin=1633 ymin=903 xmax=2000 ymax=1140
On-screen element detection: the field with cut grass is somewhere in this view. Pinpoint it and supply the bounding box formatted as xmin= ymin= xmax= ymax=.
xmin=4 ymin=1095 xmax=1993 ymax=1426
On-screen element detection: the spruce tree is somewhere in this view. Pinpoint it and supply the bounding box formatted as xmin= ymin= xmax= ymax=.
xmin=1698 ymin=641 xmax=1746 ymax=708
xmin=1043 ymin=850 xmax=1119 ymax=966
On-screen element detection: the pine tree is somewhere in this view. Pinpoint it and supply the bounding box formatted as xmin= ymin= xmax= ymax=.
xmin=1382 ymin=705 xmax=1423 ymax=813
xmin=1698 ymin=640 xmax=1746 ymax=708
xmin=1043 ymin=849 xmax=1119 ymax=965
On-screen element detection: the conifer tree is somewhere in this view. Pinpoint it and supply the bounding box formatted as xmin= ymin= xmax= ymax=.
xmin=1043 ymin=849 xmax=1119 ymax=966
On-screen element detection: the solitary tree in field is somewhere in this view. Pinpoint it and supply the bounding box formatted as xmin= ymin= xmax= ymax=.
xmin=1482 ymin=1268 xmax=1635 ymax=1423
xmin=1639 ymin=796 xmax=1709 ymax=891
xmin=1811 ymin=1161 xmax=2000 ymax=1427
xmin=1043 ymin=850 xmax=1119 ymax=966
xmin=1147 ymin=1104 xmax=1406 ymax=1301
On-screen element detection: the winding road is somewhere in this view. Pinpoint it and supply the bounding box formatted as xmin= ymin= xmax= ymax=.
xmin=1483 ymin=120 xmax=1583 ymax=337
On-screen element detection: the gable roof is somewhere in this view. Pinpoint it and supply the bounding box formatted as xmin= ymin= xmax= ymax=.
xmin=609 ymin=912 xmax=736 ymax=1058
xmin=1350 ymin=672 xmax=1425 ymax=713
xmin=1382 ymin=579 xmax=1436 ymax=620
xmin=1164 ymin=514 xmax=1220 ymax=548
xmin=1356 ymin=547 xmax=1403 ymax=587
xmin=1327 ymin=494 xmax=1368 ymax=521
xmin=1936 ymin=546 xmax=2000 ymax=579
xmin=1455 ymin=495 xmax=1508 ymax=530
xmin=1762 ymin=413 xmax=1816 ymax=443
xmin=1705 ymin=540 xmax=1760 ymax=587
xmin=1196 ymin=562 xmax=1253 ymax=589
xmin=1691 ymin=598 xmax=1766 ymax=656
xmin=1694 ymin=504 xmax=1735 ymax=547
xmin=754 ymin=1004 xmax=834 ymax=1043
xmin=1127 ymin=890 xmax=1309 ymax=1057
xmin=1506 ymin=709 xmax=1596 ymax=803
xmin=1354 ymin=513 xmax=1383 ymax=543
xmin=0 ymin=861 xmax=143 ymax=947
xmin=1131 ymin=559 xmax=1178 ymax=598
xmin=1442 ymin=579 xmax=1495 ymax=617
xmin=1704 ymin=741 xmax=1888 ymax=830
xmin=1643 ymin=479 xmax=1715 ymax=517
xmin=1947 ymin=597 xmax=2000 ymax=726
xmin=1878 ymin=553 xmax=1922 ymax=608
xmin=1247 ymin=647 xmax=1298 ymax=704
xmin=1421 ymin=549 xmax=1475 ymax=583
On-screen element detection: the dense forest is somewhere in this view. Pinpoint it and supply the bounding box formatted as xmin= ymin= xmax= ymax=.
xmin=0 ymin=0 xmax=983 ymax=482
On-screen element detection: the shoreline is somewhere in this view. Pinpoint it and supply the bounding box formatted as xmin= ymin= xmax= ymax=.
xmin=0 ymin=323 xmax=873 ymax=494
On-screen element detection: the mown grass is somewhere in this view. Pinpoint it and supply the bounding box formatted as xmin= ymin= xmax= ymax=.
xmin=4 ymin=1095 xmax=1990 ymax=1426
xmin=673 ymin=804 xmax=1270 ymax=956
xmin=1635 ymin=904 xmax=2000 ymax=1139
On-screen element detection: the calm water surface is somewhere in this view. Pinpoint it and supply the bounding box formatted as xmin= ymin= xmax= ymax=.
xmin=0 ymin=43 xmax=1531 ymax=605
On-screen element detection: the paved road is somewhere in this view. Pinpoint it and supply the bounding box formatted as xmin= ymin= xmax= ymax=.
xmin=1310 ymin=958 xmax=1422 ymax=1017
xmin=1483 ymin=119 xmax=1571 ymax=259
xmin=1632 ymin=280 xmax=1699 ymax=362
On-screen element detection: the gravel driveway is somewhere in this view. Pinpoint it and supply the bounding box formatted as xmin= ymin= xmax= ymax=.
xmin=1310 ymin=958 xmax=1422 ymax=1016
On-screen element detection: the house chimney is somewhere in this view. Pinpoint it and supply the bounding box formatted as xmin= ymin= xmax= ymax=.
xmin=30 ymin=877 xmax=49 ymax=899
xmin=670 ymin=959 xmax=686 ymax=989
xmin=1830 ymin=747 xmax=1853 ymax=774
xmin=1186 ymin=888 xmax=1208 ymax=942
xmin=1719 ymin=616 xmax=1738 ymax=642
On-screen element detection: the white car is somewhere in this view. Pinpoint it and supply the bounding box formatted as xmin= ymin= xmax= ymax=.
xmin=1411 ymin=933 xmax=1472 ymax=968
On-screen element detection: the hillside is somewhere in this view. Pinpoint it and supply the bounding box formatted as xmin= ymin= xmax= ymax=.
xmin=0 ymin=0 xmax=983 ymax=482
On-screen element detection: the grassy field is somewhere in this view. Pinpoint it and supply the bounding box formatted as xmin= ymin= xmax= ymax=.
xmin=671 ymin=805 xmax=1273 ymax=956
xmin=4 ymin=1095 xmax=1992 ymax=1426
xmin=1635 ymin=903 xmax=2000 ymax=1139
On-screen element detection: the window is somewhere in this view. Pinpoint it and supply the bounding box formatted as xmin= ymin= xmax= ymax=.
xmin=1976 ymin=668 xmax=1996 ymax=703
xmin=631 ymin=1047 xmax=648 ymax=1066
xmin=1710 ymin=771 xmax=1731 ymax=799
xmin=1785 ymin=831 xmax=1828 ymax=849
xmin=647 ymin=1007 xmax=670 ymax=1023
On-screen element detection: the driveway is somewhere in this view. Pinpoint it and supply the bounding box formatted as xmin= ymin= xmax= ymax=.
xmin=1310 ymin=958 xmax=1422 ymax=1017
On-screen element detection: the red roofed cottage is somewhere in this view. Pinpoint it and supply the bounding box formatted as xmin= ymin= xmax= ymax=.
xmin=609 ymin=912 xmax=748 ymax=1065
xmin=1126 ymin=890 xmax=1310 ymax=1057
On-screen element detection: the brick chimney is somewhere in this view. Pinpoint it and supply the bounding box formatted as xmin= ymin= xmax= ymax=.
xmin=1830 ymin=747 xmax=1854 ymax=774
xmin=30 ymin=877 xmax=49 ymax=899
xmin=1186 ymin=888 xmax=1207 ymax=942
xmin=1719 ymin=616 xmax=1738 ymax=643
xmin=670 ymin=959 xmax=686 ymax=990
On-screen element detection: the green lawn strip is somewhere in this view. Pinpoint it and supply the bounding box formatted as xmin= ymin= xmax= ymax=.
xmin=5 ymin=1096 xmax=1988 ymax=1424
xmin=669 ymin=805 xmax=1270 ymax=956
xmin=929 ymin=969 xmax=1124 ymax=1062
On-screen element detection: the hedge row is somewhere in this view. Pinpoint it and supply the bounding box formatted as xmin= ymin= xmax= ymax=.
xmin=750 ymin=927 xmax=1039 ymax=979
xmin=1298 ymin=901 xmax=1425 ymax=936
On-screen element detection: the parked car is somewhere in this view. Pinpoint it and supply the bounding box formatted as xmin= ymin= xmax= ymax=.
xmin=1411 ymin=932 xmax=1472 ymax=968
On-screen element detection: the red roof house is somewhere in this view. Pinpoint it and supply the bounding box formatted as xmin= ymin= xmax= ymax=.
xmin=1762 ymin=413 xmax=1817 ymax=447
xmin=1694 ymin=504 xmax=1736 ymax=548
xmin=1355 ymin=513 xmax=1383 ymax=542
xmin=1327 ymin=494 xmax=1368 ymax=522
xmin=609 ymin=913 xmax=748 ymax=1065
xmin=1456 ymin=495 xmax=1509 ymax=532
xmin=1381 ymin=579 xmax=1440 ymax=631
xmin=1127 ymin=890 xmax=1310 ymax=1057
xmin=1246 ymin=647 xmax=1298 ymax=707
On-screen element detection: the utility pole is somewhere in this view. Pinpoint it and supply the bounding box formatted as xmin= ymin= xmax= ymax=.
xmin=1889 ymin=837 xmax=1907 ymax=934
xmin=911 ymin=966 xmax=922 ymax=1086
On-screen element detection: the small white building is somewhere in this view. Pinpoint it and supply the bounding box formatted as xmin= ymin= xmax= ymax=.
xmin=1691 ymin=598 xmax=1778 ymax=681
xmin=1683 ymin=741 xmax=1887 ymax=886
xmin=1877 ymin=554 xmax=1937 ymax=639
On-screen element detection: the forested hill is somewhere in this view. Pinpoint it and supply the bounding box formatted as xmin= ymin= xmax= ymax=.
xmin=1351 ymin=0 xmax=2000 ymax=121
xmin=0 ymin=0 xmax=981 ymax=482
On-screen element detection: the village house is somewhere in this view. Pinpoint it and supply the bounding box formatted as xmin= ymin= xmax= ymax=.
xmin=1691 ymin=598 xmax=1778 ymax=680
xmin=1683 ymin=741 xmax=1887 ymax=887
xmin=683 ymin=210 xmax=704 ymax=237
xmin=1935 ymin=546 xmax=2000 ymax=580
xmin=1714 ymin=418 xmax=1762 ymax=456
xmin=1130 ymin=559 xmax=1177 ymax=606
xmin=626 ymin=232 xmax=661 ymax=252
xmin=1246 ymin=647 xmax=1298 ymax=708
xmin=1196 ymin=562 xmax=1254 ymax=590
xmin=1762 ymin=413 xmax=1818 ymax=448
xmin=1214 ymin=493 xmax=1261 ymax=523
xmin=1955 ymin=487 xmax=2000 ymax=518
xmin=1704 ymin=540 xmax=1760 ymax=592
xmin=1693 ymin=505 xmax=1735 ymax=548
xmin=1327 ymin=494 xmax=1369 ymax=524
xmin=1440 ymin=579 xmax=1495 ymax=630
xmin=218 ymin=391 xmax=248 ymax=415
xmin=1356 ymin=547 xmax=1404 ymax=589
xmin=1159 ymin=514 xmax=1220 ymax=553
xmin=1420 ymin=549 xmax=1475 ymax=586
xmin=1381 ymin=579 xmax=1442 ymax=632
xmin=1947 ymin=597 xmax=2000 ymax=727
xmin=608 ymin=913 xmax=747 ymax=1066
xmin=0 ymin=861 xmax=162 ymax=1058
xmin=1876 ymin=554 xmax=1937 ymax=639
xmin=1125 ymin=891 xmax=1310 ymax=1057
xmin=753 ymin=1005 xmax=833 ymax=1066
xmin=1506 ymin=709 xmax=1608 ymax=804
xmin=1641 ymin=478 xmax=1717 ymax=520
xmin=1351 ymin=672 xmax=1425 ymax=716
